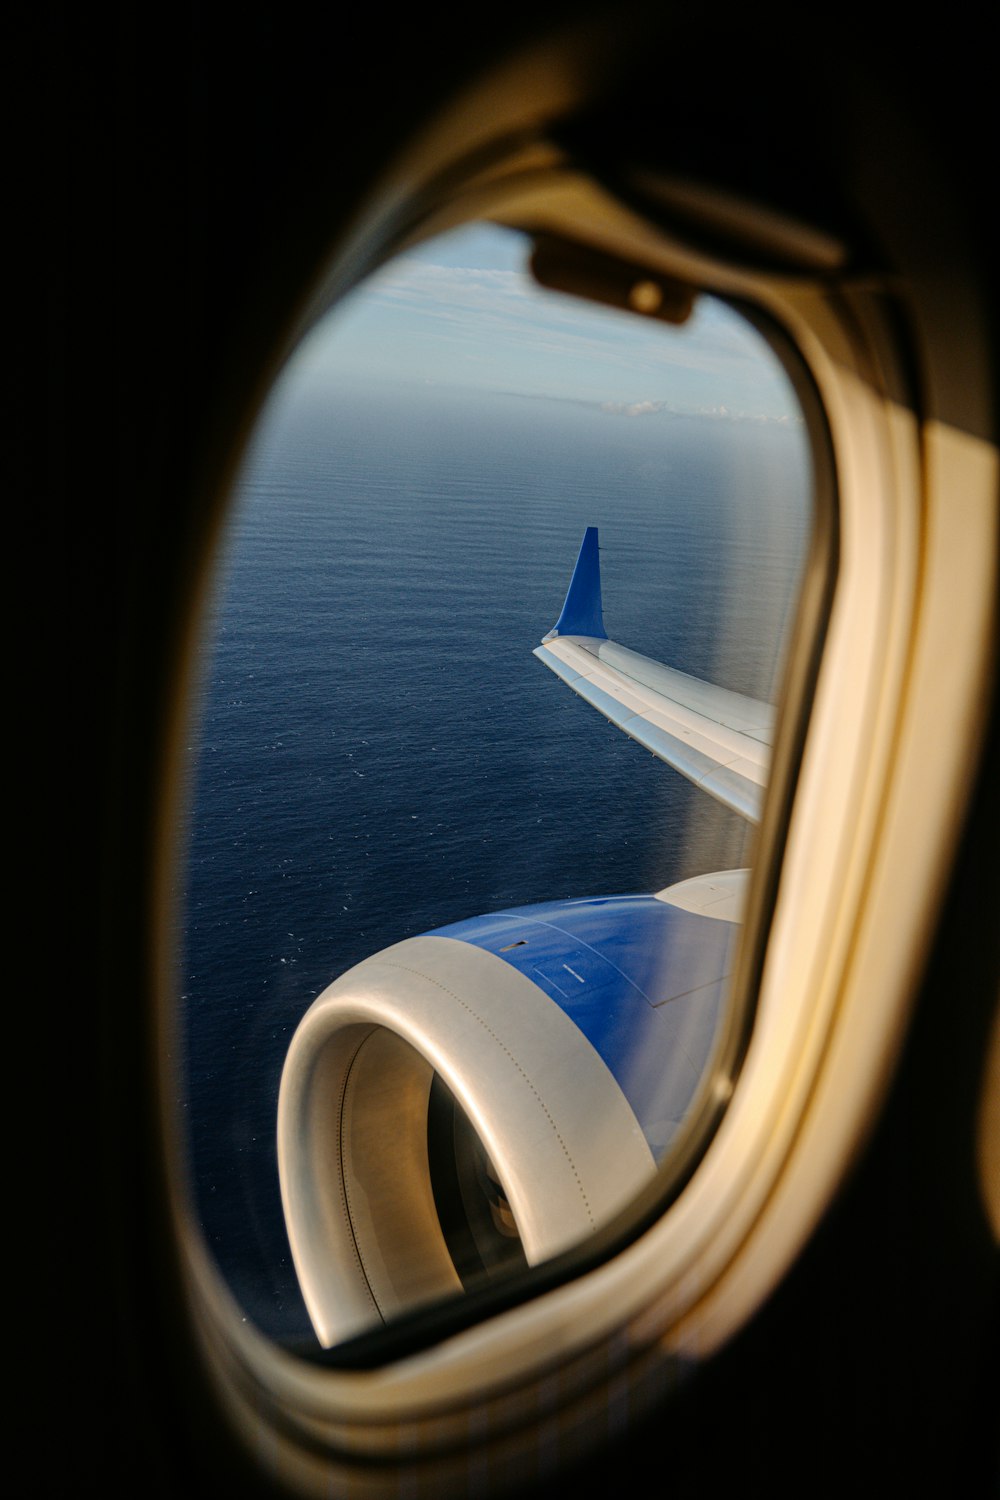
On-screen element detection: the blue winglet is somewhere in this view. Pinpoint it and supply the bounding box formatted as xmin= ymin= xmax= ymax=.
xmin=547 ymin=527 xmax=607 ymax=640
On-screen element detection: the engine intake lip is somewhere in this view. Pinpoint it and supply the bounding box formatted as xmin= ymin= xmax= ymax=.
xmin=277 ymin=934 xmax=655 ymax=1347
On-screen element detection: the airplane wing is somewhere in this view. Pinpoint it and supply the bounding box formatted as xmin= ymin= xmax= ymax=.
xmin=533 ymin=528 xmax=773 ymax=823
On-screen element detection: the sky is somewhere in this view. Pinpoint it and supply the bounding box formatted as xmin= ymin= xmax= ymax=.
xmin=282 ymin=223 xmax=802 ymax=423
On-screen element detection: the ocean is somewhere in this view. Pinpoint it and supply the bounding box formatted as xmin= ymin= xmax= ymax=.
xmin=179 ymin=377 xmax=810 ymax=1343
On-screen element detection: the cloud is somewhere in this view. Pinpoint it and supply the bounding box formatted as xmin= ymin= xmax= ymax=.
xmin=601 ymin=399 xmax=668 ymax=417
xmin=599 ymin=398 xmax=803 ymax=425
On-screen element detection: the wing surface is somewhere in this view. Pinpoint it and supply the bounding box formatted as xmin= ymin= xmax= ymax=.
xmin=534 ymin=529 xmax=773 ymax=823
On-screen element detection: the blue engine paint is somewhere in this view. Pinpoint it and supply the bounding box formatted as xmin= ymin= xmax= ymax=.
xmin=548 ymin=526 xmax=607 ymax=640
xmin=429 ymin=894 xmax=740 ymax=1160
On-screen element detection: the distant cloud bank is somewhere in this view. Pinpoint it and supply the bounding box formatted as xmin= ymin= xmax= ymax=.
xmin=599 ymin=399 xmax=802 ymax=424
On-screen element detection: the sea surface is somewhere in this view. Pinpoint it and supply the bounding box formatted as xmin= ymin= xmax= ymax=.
xmin=179 ymin=378 xmax=810 ymax=1343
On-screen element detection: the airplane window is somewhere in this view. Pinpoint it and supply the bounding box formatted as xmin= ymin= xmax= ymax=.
xmin=179 ymin=222 xmax=813 ymax=1349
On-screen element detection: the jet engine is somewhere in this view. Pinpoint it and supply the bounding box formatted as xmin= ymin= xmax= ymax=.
xmin=278 ymin=874 xmax=745 ymax=1347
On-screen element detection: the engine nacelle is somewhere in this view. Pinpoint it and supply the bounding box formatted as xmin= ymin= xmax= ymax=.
xmin=278 ymin=874 xmax=745 ymax=1346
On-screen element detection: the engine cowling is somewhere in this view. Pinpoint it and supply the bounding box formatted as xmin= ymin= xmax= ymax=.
xmin=278 ymin=873 xmax=745 ymax=1346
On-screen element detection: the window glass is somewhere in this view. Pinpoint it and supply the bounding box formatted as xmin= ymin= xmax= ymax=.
xmin=180 ymin=223 xmax=811 ymax=1346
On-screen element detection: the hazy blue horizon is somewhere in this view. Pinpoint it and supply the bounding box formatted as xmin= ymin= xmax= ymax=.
xmin=277 ymin=223 xmax=804 ymax=422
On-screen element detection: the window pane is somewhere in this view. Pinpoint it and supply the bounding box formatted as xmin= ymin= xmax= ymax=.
xmin=179 ymin=223 xmax=812 ymax=1346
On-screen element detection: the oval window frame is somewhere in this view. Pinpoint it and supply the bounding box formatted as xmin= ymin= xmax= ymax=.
xmin=152 ymin=57 xmax=998 ymax=1498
